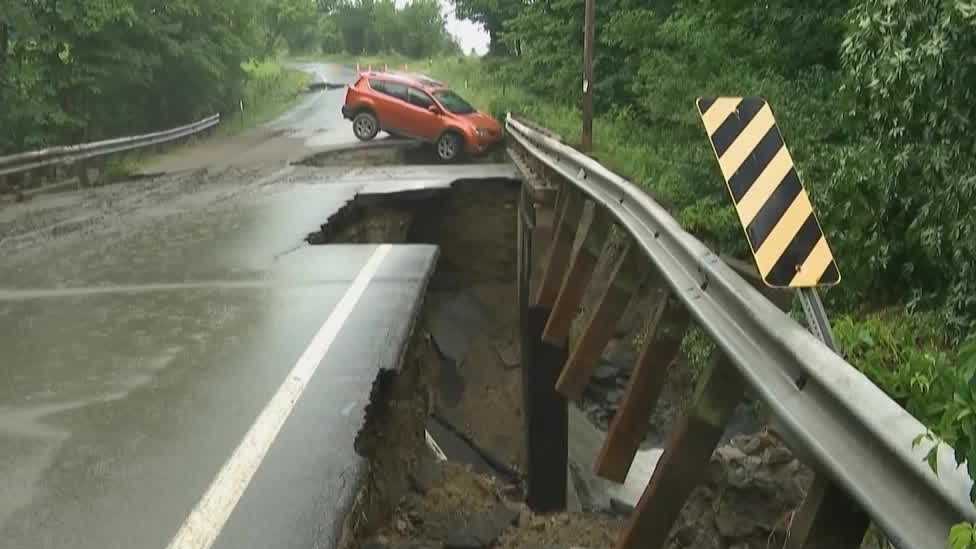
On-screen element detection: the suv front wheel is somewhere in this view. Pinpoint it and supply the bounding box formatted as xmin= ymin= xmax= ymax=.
xmin=435 ymin=132 xmax=463 ymax=162
xmin=353 ymin=112 xmax=379 ymax=141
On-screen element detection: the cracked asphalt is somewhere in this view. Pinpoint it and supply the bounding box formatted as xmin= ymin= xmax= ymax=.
xmin=0 ymin=63 xmax=511 ymax=549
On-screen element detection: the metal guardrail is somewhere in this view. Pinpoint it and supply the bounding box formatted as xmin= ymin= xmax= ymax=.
xmin=0 ymin=114 xmax=220 ymax=178
xmin=506 ymin=113 xmax=976 ymax=549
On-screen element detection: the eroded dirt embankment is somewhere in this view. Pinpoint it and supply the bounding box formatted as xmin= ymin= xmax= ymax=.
xmin=327 ymin=175 xmax=630 ymax=548
xmin=312 ymin=178 xmax=527 ymax=471
xmin=319 ymin=155 xmax=853 ymax=548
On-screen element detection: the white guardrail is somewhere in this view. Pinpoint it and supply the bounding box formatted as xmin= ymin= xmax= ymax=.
xmin=0 ymin=114 xmax=220 ymax=177
xmin=506 ymin=113 xmax=976 ymax=549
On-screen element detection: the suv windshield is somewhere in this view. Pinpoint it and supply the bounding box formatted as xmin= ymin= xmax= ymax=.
xmin=432 ymin=90 xmax=475 ymax=114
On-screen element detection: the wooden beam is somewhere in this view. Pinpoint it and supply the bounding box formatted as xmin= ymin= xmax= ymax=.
xmin=555 ymin=239 xmax=634 ymax=398
xmin=784 ymin=474 xmax=869 ymax=549
xmin=595 ymin=292 xmax=690 ymax=482
xmin=616 ymin=354 xmax=746 ymax=549
xmin=541 ymin=201 xmax=609 ymax=344
xmin=534 ymin=190 xmax=580 ymax=307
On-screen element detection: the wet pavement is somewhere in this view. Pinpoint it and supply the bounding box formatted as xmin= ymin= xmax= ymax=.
xmin=0 ymin=61 xmax=513 ymax=549
xmin=141 ymin=63 xmax=363 ymax=174
xmin=0 ymin=180 xmax=437 ymax=549
xmin=273 ymin=62 xmax=362 ymax=149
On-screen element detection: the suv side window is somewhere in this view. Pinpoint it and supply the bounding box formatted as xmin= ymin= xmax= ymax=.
xmin=368 ymin=79 xmax=387 ymax=94
xmin=371 ymin=79 xmax=408 ymax=102
xmin=408 ymin=88 xmax=434 ymax=109
xmin=388 ymin=83 xmax=409 ymax=102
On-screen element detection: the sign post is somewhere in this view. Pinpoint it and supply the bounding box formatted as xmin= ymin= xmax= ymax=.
xmin=697 ymin=97 xmax=867 ymax=549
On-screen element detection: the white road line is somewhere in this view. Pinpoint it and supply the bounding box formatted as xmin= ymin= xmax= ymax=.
xmin=165 ymin=244 xmax=392 ymax=549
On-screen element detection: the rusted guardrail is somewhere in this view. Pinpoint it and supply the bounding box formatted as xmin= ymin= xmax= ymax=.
xmin=506 ymin=113 xmax=975 ymax=549
xmin=0 ymin=113 xmax=220 ymax=183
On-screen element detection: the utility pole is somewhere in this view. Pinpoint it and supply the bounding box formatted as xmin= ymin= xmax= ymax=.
xmin=581 ymin=0 xmax=596 ymax=152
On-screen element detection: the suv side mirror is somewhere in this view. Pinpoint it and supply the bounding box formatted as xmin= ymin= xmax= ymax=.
xmin=428 ymin=105 xmax=442 ymax=115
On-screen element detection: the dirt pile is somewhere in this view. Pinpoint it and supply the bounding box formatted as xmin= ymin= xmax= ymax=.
xmin=357 ymin=430 xmax=813 ymax=549
xmin=362 ymin=460 xmax=623 ymax=549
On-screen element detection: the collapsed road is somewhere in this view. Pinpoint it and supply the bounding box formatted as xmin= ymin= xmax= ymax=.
xmin=0 ymin=63 xmax=516 ymax=549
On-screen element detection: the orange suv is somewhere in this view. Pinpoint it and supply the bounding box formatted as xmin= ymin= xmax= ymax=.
xmin=341 ymin=71 xmax=503 ymax=162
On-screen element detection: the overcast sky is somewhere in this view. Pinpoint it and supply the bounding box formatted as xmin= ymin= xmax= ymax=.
xmin=440 ymin=1 xmax=490 ymax=55
xmin=394 ymin=0 xmax=490 ymax=55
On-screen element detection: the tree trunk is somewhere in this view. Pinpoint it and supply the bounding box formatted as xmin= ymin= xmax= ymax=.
xmin=0 ymin=22 xmax=8 ymax=64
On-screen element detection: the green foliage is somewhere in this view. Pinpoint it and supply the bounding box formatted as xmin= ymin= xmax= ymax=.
xmin=839 ymin=0 xmax=976 ymax=332
xmin=225 ymin=60 xmax=311 ymax=132
xmin=0 ymin=0 xmax=458 ymax=155
xmin=834 ymin=312 xmax=976 ymax=501
xmin=331 ymin=0 xmax=458 ymax=57
xmin=833 ymin=311 xmax=950 ymax=411
xmin=445 ymin=0 xmax=976 ymax=335
xmin=679 ymin=325 xmax=715 ymax=381
xmin=950 ymin=522 xmax=976 ymax=549
xmin=264 ymin=0 xmax=319 ymax=55
xmin=0 ymin=0 xmax=268 ymax=153
xmin=448 ymin=0 xmax=522 ymax=55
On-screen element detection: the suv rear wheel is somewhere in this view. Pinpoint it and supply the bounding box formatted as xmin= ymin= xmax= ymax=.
xmin=353 ymin=112 xmax=379 ymax=141
xmin=435 ymin=132 xmax=463 ymax=162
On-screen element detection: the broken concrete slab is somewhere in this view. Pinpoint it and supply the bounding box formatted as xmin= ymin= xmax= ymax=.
xmin=429 ymin=290 xmax=490 ymax=363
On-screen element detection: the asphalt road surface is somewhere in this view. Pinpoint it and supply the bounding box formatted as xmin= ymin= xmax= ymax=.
xmin=141 ymin=63 xmax=363 ymax=174
xmin=0 ymin=63 xmax=514 ymax=549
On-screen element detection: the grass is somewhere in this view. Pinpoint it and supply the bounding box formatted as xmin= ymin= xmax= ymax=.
xmin=216 ymin=60 xmax=311 ymax=136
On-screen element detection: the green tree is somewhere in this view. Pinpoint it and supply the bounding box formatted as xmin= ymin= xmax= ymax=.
xmin=449 ymin=0 xmax=522 ymax=55
xmin=838 ymin=0 xmax=976 ymax=330
xmin=263 ymin=0 xmax=319 ymax=56
xmin=400 ymin=0 xmax=451 ymax=57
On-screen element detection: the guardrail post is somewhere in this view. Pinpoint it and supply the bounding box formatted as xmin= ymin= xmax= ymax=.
xmin=541 ymin=200 xmax=611 ymax=344
xmin=785 ymin=474 xmax=870 ymax=549
xmin=595 ymin=289 xmax=690 ymax=482
xmin=534 ymin=189 xmax=581 ymax=307
xmin=616 ymin=353 xmax=746 ymax=549
xmin=555 ymin=238 xmax=636 ymax=399
xmin=75 ymin=160 xmax=91 ymax=187
xmin=519 ymin=181 xmax=569 ymax=512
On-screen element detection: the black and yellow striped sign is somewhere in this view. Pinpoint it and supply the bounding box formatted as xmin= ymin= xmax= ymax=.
xmin=696 ymin=97 xmax=840 ymax=288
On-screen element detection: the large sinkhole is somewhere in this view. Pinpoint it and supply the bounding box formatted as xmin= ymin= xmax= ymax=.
xmin=309 ymin=178 xmax=526 ymax=481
